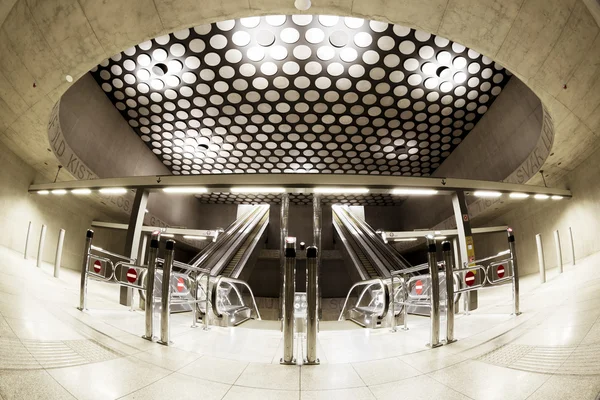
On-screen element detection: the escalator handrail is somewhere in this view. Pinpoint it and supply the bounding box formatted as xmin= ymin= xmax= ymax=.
xmin=340 ymin=206 xmax=413 ymax=272
xmin=211 ymin=275 xmax=262 ymax=320
xmin=209 ymin=205 xmax=269 ymax=276
xmin=190 ymin=205 xmax=264 ymax=270
xmin=333 ymin=207 xmax=391 ymax=277
xmin=228 ymin=211 xmax=270 ymax=279
xmin=332 ymin=212 xmax=372 ymax=280
xmin=338 ymin=278 xmax=390 ymax=322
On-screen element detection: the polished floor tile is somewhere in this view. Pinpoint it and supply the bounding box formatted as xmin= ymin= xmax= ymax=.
xmin=178 ymin=355 xmax=248 ymax=384
xmin=369 ymin=374 xmax=470 ymax=400
xmin=223 ymin=386 xmax=299 ymax=400
xmin=526 ymin=374 xmax=600 ymax=400
xmin=352 ymin=357 xmax=420 ymax=386
xmin=119 ymin=372 xmax=230 ymax=400
xmin=0 ymin=369 xmax=76 ymax=400
xmin=301 ymin=363 xmax=364 ymax=390
xmin=428 ymin=360 xmax=549 ymax=400
xmin=133 ymin=345 xmax=201 ymax=371
xmin=235 ymin=363 xmax=300 ymax=390
xmin=47 ymin=356 xmax=170 ymax=400
xmin=301 ymin=387 xmax=375 ymax=400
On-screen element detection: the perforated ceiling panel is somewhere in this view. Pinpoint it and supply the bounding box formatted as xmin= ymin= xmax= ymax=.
xmin=91 ymin=15 xmax=511 ymax=176
xmin=196 ymin=192 xmax=405 ymax=206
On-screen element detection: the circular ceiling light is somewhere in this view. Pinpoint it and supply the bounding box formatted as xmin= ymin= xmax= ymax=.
xmin=294 ymin=0 xmax=311 ymax=10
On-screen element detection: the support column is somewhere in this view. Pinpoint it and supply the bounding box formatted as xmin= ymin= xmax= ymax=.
xmin=312 ymin=193 xmax=322 ymax=319
xmin=120 ymin=188 xmax=149 ymax=306
xmin=279 ymin=193 xmax=290 ymax=320
xmin=452 ymin=191 xmax=477 ymax=311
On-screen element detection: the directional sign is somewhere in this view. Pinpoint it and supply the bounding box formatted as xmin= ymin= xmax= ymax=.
xmin=415 ymin=280 xmax=424 ymax=295
xmin=497 ymin=265 xmax=505 ymax=278
xmin=126 ymin=268 xmax=138 ymax=283
xmin=177 ymin=277 xmax=185 ymax=292
xmin=465 ymin=271 xmax=476 ymax=286
xmin=93 ymin=260 xmax=102 ymax=273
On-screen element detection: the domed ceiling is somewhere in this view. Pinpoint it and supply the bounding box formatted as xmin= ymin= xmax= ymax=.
xmin=91 ymin=15 xmax=511 ymax=177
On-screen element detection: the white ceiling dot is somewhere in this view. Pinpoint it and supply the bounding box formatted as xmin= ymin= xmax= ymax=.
xmin=216 ymin=19 xmax=236 ymax=31
xmin=266 ymin=15 xmax=286 ymax=26
xmin=317 ymin=46 xmax=335 ymax=61
xmin=354 ymin=32 xmax=373 ymax=47
xmin=292 ymin=14 xmax=313 ymax=26
xmin=93 ymin=14 xmax=511 ymax=181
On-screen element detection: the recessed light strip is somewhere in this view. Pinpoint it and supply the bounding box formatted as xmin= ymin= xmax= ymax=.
xmin=391 ymin=188 xmax=438 ymax=195
xmin=230 ymin=187 xmax=286 ymax=193
xmin=313 ymin=187 xmax=369 ymax=194
xmin=473 ymin=191 xmax=502 ymax=198
xmin=162 ymin=187 xmax=208 ymax=194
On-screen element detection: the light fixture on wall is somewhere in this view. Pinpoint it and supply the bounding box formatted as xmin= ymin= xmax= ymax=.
xmin=534 ymin=194 xmax=549 ymax=200
xmin=230 ymin=187 xmax=286 ymax=193
xmin=551 ymin=195 xmax=563 ymax=200
xmin=314 ymin=187 xmax=369 ymax=194
xmin=473 ymin=191 xmax=502 ymax=198
xmin=99 ymin=188 xmax=127 ymax=194
xmin=391 ymin=188 xmax=438 ymax=195
xmin=162 ymin=187 xmax=208 ymax=194
xmin=51 ymin=189 xmax=67 ymax=195
xmin=509 ymin=192 xmax=529 ymax=199
xmin=72 ymin=189 xmax=92 ymax=195
xmin=294 ymin=0 xmax=311 ymax=11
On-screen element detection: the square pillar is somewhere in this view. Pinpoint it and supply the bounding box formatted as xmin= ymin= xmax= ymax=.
xmin=452 ymin=190 xmax=478 ymax=311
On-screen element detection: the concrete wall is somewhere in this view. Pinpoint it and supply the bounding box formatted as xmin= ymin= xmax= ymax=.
xmin=0 ymin=140 xmax=122 ymax=271
xmin=393 ymin=78 xmax=543 ymax=231
xmin=476 ymin=137 xmax=600 ymax=276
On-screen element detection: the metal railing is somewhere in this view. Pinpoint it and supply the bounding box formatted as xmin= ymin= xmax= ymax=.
xmin=77 ymin=229 xmax=160 ymax=341
xmin=338 ymin=278 xmax=391 ymax=327
xmin=210 ymin=275 xmax=262 ymax=324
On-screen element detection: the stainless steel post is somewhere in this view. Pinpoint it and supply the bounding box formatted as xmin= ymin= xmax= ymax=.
xmin=281 ymin=237 xmax=296 ymax=365
xmin=142 ymin=237 xmax=159 ymax=341
xmin=569 ymin=227 xmax=576 ymax=265
xmin=305 ymin=246 xmax=319 ymax=364
xmin=279 ymin=193 xmax=289 ymax=321
xmin=535 ymin=234 xmax=546 ymax=283
xmin=203 ymin=274 xmax=210 ymax=331
xmin=442 ymin=241 xmax=456 ymax=344
xmin=53 ymin=229 xmax=65 ymax=278
xmin=401 ymin=272 xmax=409 ymax=331
xmin=159 ymin=240 xmax=175 ymax=346
xmin=78 ymin=230 xmax=93 ymax=311
xmin=36 ymin=224 xmax=47 ymax=268
xmin=312 ymin=193 xmax=322 ymax=320
xmin=24 ymin=221 xmax=31 ymax=259
xmin=508 ymin=230 xmax=521 ymax=315
xmin=427 ymin=236 xmax=442 ymax=348
xmin=554 ymin=230 xmax=563 ymax=274
xmin=390 ymin=275 xmax=397 ymax=333
xmin=137 ymin=234 xmax=148 ymax=266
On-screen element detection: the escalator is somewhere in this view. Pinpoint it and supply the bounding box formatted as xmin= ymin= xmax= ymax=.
xmin=140 ymin=205 xmax=269 ymax=316
xmin=333 ymin=205 xmax=415 ymax=328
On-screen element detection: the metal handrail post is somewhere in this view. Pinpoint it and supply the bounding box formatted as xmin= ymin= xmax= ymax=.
xmin=427 ymin=236 xmax=442 ymax=348
xmin=78 ymin=230 xmax=94 ymax=311
xmin=281 ymin=237 xmax=296 ymax=365
xmin=142 ymin=237 xmax=159 ymax=341
xmin=535 ymin=234 xmax=546 ymax=283
xmin=204 ymin=274 xmax=210 ymax=330
xmin=54 ymin=229 xmax=65 ymax=278
xmin=158 ymin=240 xmax=175 ymax=346
xmin=305 ymin=246 xmax=319 ymax=365
xmin=401 ymin=272 xmax=409 ymax=331
xmin=442 ymin=241 xmax=456 ymax=344
xmin=390 ymin=275 xmax=396 ymax=333
xmin=36 ymin=224 xmax=47 ymax=268
xmin=24 ymin=221 xmax=31 ymax=259
xmin=554 ymin=230 xmax=563 ymax=274
xmin=569 ymin=227 xmax=575 ymax=265
xmin=508 ymin=230 xmax=521 ymax=315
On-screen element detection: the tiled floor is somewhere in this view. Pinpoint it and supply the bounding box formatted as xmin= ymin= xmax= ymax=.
xmin=0 ymin=245 xmax=599 ymax=399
